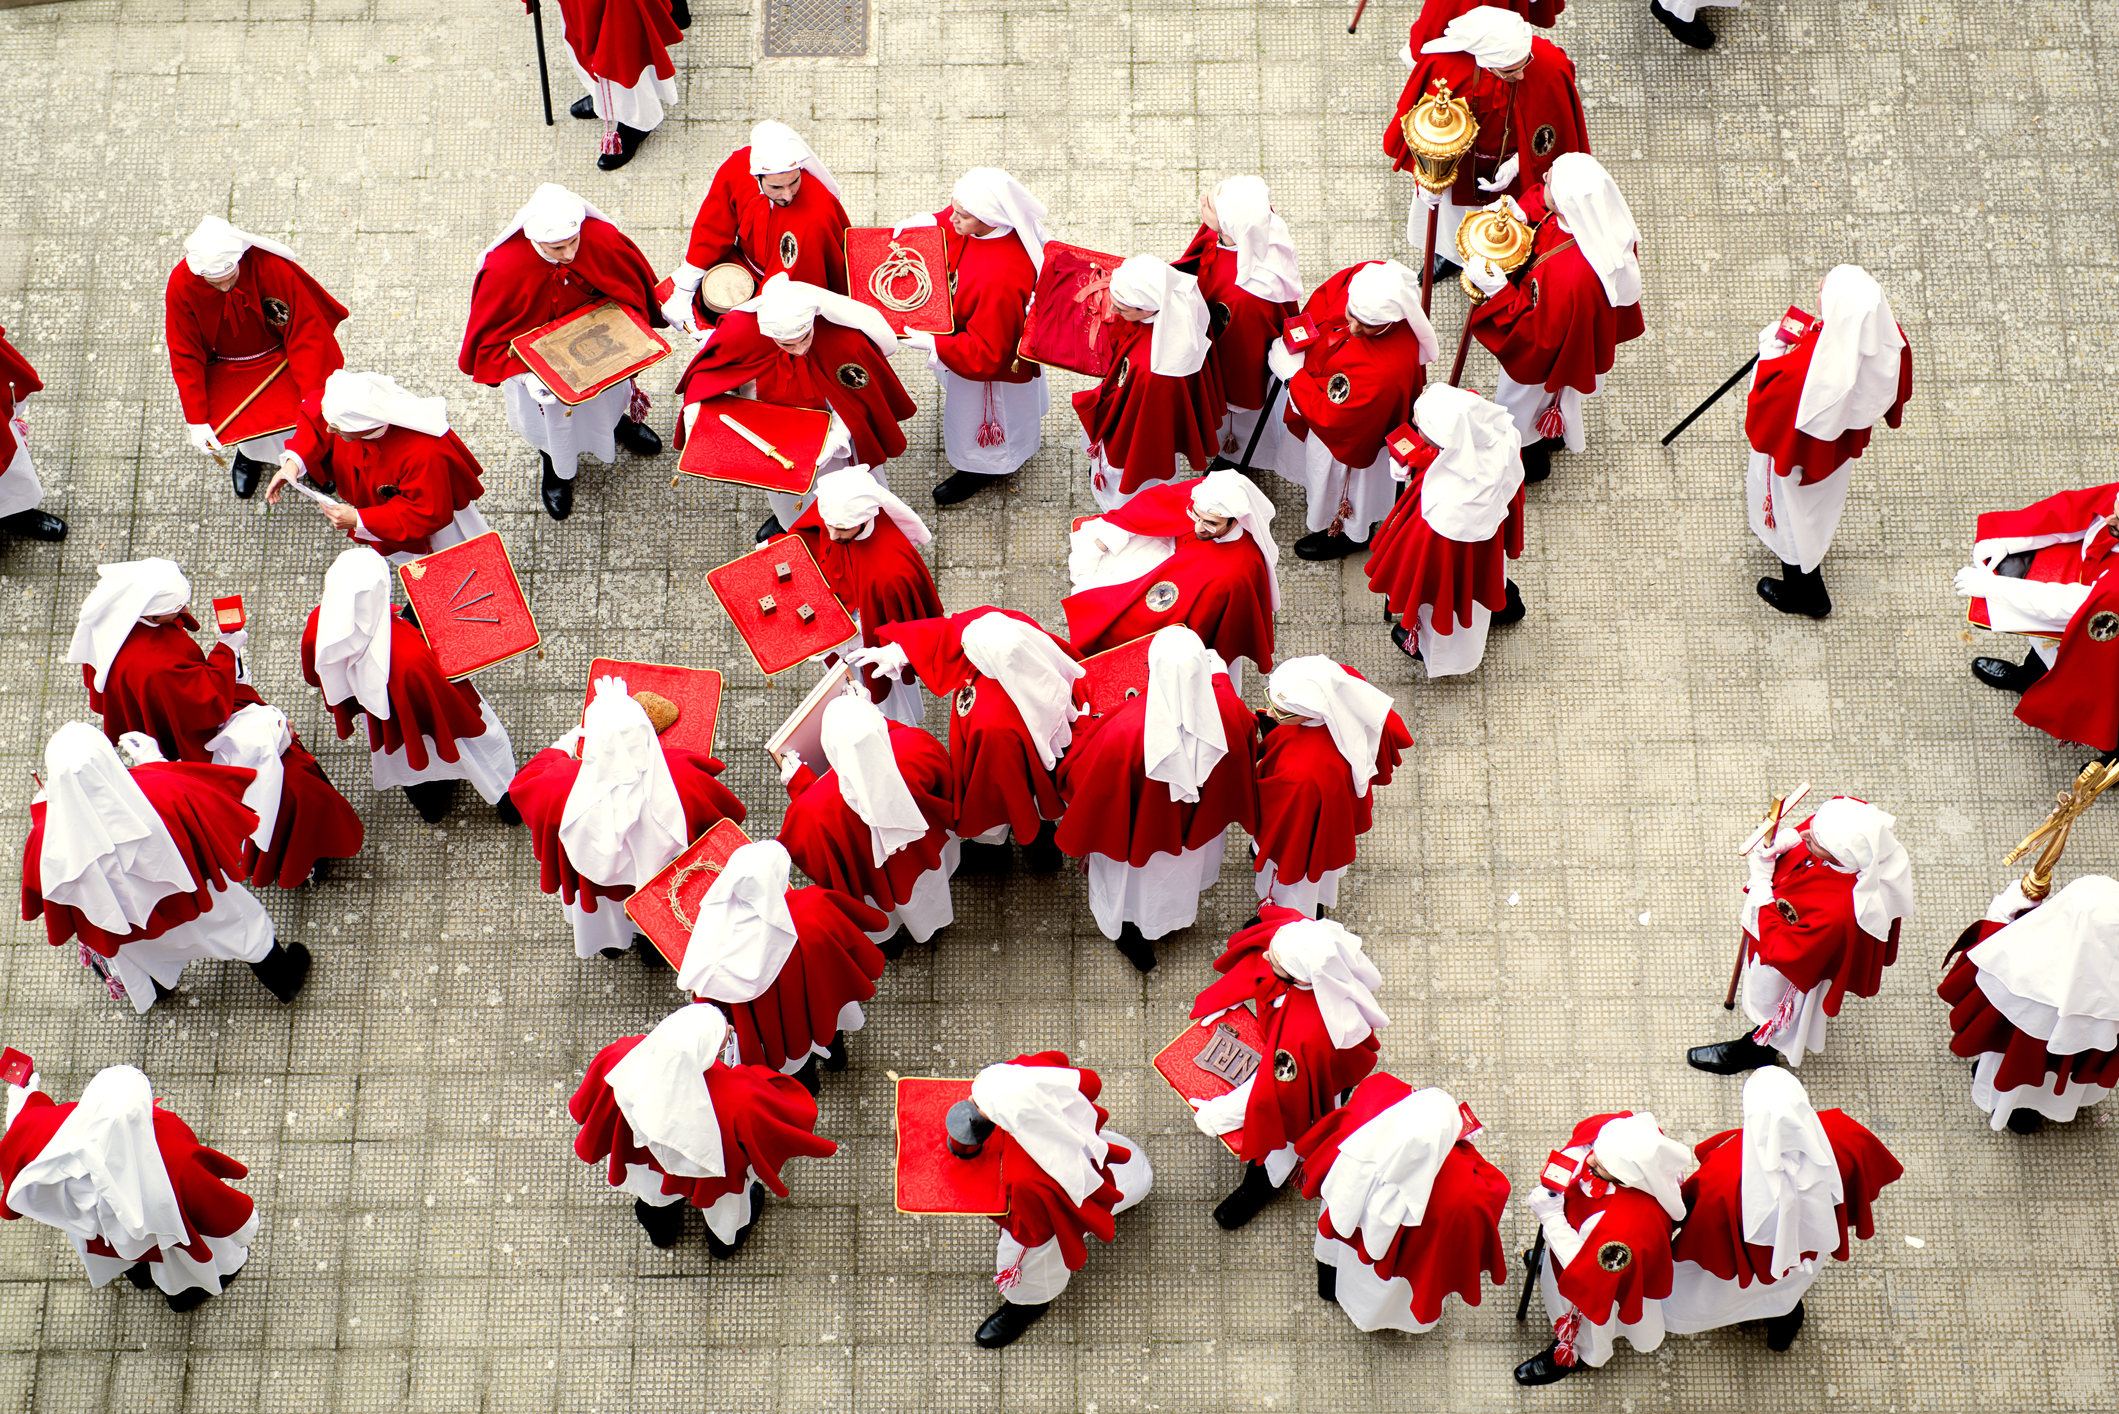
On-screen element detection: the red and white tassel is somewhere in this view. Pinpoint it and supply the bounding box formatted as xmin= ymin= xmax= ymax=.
xmin=1552 ymin=1311 xmax=1582 ymax=1367
xmin=975 ymin=381 xmax=1005 ymax=448
xmin=1535 ymin=400 xmax=1566 ymax=442
xmin=596 ymin=79 xmax=622 ymax=155
xmin=627 ymin=381 xmax=652 ymax=424
xmin=1752 ymin=985 xmax=1799 ymax=1047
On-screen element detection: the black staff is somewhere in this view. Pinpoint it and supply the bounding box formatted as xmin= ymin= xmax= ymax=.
xmin=528 ymin=0 xmax=555 ymax=126
xmin=1515 ymin=1229 xmax=1547 ymax=1322
xmin=1660 ymin=354 xmax=1759 ymax=446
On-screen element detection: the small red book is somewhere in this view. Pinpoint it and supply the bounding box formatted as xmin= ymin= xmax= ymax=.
xmin=625 ymin=819 xmax=754 ymax=970
xmin=1282 ymin=313 xmax=1320 ymax=352
xmin=1017 ymin=241 xmax=1126 ymax=378
xmin=583 ymin=660 xmax=721 ymax=758
xmin=211 ymin=595 xmax=246 ymax=632
xmin=1153 ymin=1008 xmax=1269 ymax=1158
xmin=845 ymin=226 xmax=955 ymax=336
xmin=1779 ymin=306 xmax=1816 ymax=342
xmin=1540 ymin=1148 xmax=1584 ymax=1192
xmin=0 ymin=1048 xmax=33 ymax=1087
xmin=894 ymin=1076 xmax=1011 ymax=1215
xmin=705 ymin=538 xmax=857 ymax=675
xmin=678 ymin=394 xmax=833 ymax=496
xmin=1385 ymin=422 xmax=1421 ymax=466
xmin=398 ymin=533 xmax=539 ymax=680
xmin=1077 ymin=635 xmax=1154 ymax=719
xmin=509 ymin=300 xmax=672 ymax=405
xmin=205 ymin=358 xmax=299 ymax=444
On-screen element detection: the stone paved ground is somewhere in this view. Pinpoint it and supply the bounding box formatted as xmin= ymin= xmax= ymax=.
xmin=0 ymin=0 xmax=2111 ymax=1407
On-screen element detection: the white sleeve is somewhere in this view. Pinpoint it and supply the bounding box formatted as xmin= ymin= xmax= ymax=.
xmin=1190 ymin=1075 xmax=1254 ymax=1136
xmin=1976 ymin=574 xmax=2095 ymax=636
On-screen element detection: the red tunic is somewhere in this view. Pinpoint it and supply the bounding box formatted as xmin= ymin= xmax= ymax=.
xmin=710 ymin=887 xmax=890 ymax=1072
xmin=507 ymin=746 xmax=747 ymax=911
xmin=877 ymin=608 xmax=1075 ymax=842
xmin=685 ymin=147 xmax=852 ymax=295
xmin=672 ymin=311 xmax=915 ymax=468
xmin=570 ymin=1021 xmax=837 ymax=1206
xmin=1551 ymin=1111 xmax=1676 ymax=1326
xmin=1190 ymin=909 xmax=1383 ymax=1162
xmin=1072 ymin=314 xmax=1225 ymax=495
xmin=991 ymin=1052 xmax=1136 ymax=1271
xmin=0 ymin=1094 xmax=254 ymax=1262
xmin=20 ymin=762 xmax=257 ymax=956
xmin=1670 ymin=1109 xmax=1901 ymax=1286
xmin=554 ymin=0 xmax=681 ymax=85
xmin=932 ymin=211 xmax=1040 ymax=385
xmin=0 ymin=328 xmax=43 ymax=468
xmin=777 ymin=724 xmax=956 ymax=915
xmin=1363 ymin=439 xmax=1525 ymax=623
xmin=1406 ymin=0 xmax=1563 ymax=49
xmin=1253 ymin=694 xmax=1413 ymax=886
xmin=1178 ymin=225 xmax=1297 ymax=414
xmin=1281 ymin=263 xmax=1431 ymax=468
xmin=1054 ymin=674 xmax=1258 ymax=865
xmin=299 ymin=610 xmax=489 ymax=770
xmin=458 ymin=220 xmax=665 ymax=386
xmin=283 ymin=394 xmax=486 ymax=558
xmin=1745 ymin=317 xmax=1912 ymax=484
xmin=1939 ymin=919 xmax=2119 ymax=1095
xmin=1296 ymin=1072 xmax=1511 ymax=1320
xmin=2017 ymin=567 xmax=2119 ymax=752
xmin=785 ymin=512 xmax=944 ymax=651
xmin=162 ymin=250 xmax=348 ymax=424
xmin=1386 ymin=39 xmax=1588 ymax=205
xmin=1469 ymin=190 xmax=1645 ymax=397
xmin=1747 ymin=823 xmax=1900 ymax=1016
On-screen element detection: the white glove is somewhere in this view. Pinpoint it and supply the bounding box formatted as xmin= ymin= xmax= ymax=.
xmin=1476 ymin=154 xmax=1521 ymax=192
xmin=1525 ymin=1186 xmax=1566 ymax=1222
xmin=117 ymin=731 xmax=167 ymax=766
xmin=1986 ymin=880 xmax=2038 ymax=923
xmin=659 ymin=290 xmax=697 ymax=333
xmin=890 ymin=212 xmax=939 ymax=237
xmin=1195 ymin=1005 xmax=1235 ymax=1029
xmin=217 ymin=627 xmax=250 ymax=656
xmin=1745 ymin=843 xmax=1777 ymax=895
xmin=1414 ymin=184 xmax=1444 ymax=212
xmin=778 ymin=750 xmax=805 ymax=784
xmin=1465 ymin=256 xmax=1509 ymax=297
xmin=1484 ymin=194 xmax=1528 ymax=223
xmin=899 ymin=329 xmax=937 ymax=353
xmin=1266 ymin=337 xmax=1303 ymax=381
xmin=1757 ymin=321 xmax=1794 ymax=362
xmin=1190 ymin=1076 xmax=1253 ymax=1135
xmin=847 ymin=642 xmax=911 ymax=678
xmin=513 ymin=373 xmax=559 ymax=406
xmin=1954 ymin=565 xmax=1997 ymax=599
xmin=187 ymin=422 xmax=224 ymax=456
xmin=550 ymin=726 xmax=586 ymax=756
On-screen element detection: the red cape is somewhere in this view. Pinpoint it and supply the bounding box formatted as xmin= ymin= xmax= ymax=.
xmin=1179 ymin=225 xmax=1297 ymax=414
xmin=672 ymin=311 xmax=915 ymax=467
xmin=877 ymin=608 xmax=1075 ymax=841
xmin=1063 ymin=481 xmax=1278 ymax=671
xmin=1055 ymin=676 xmax=1258 ymax=865
xmin=20 ymin=762 xmax=258 ymax=957
xmin=1406 ymin=0 xmax=1562 ymax=49
xmin=1071 ymin=314 xmax=1225 ymax=493
xmin=1745 ymin=318 xmax=1912 ymax=484
xmin=1553 ymin=1111 xmax=1676 ymax=1325
xmin=1671 ymin=1109 xmax=1901 ymax=1283
xmin=991 ymin=1052 xmax=1135 ymax=1270
xmin=1386 ymin=40 xmax=1587 ymax=204
xmin=244 ymin=733 xmax=364 ymax=890
xmin=555 ymin=0 xmax=680 ymax=83
xmin=713 ymin=886 xmax=890 ymax=1072
xmin=1281 ymin=262 xmax=1431 ymax=467
xmin=777 ymin=723 xmax=956 ymax=914
xmin=570 ymin=1022 xmax=837 ymax=1206
xmin=1977 ymin=481 xmax=2119 ymax=548
xmin=0 ymin=1095 xmax=254 ymax=1261
xmin=284 ymin=393 xmax=486 ymax=557
xmin=1296 ymin=1072 xmax=1511 ymax=1320
xmin=2015 ymin=566 xmax=2119 ymax=752
xmin=933 ymin=210 xmax=1040 ymax=384
xmin=1940 ymin=926 xmax=2119 ymax=1093
xmin=458 ymin=220 xmax=665 ymax=386
xmin=1747 ymin=824 xmax=1900 ymax=1015
xmin=1469 ymin=190 xmax=1645 ymax=396
xmin=163 ymin=250 xmax=348 ymax=424
xmin=508 ymin=746 xmax=747 ymax=909
xmin=0 ymin=329 xmax=42 ymax=466
xmin=300 ymin=610 xmax=490 ymax=770
xmin=1363 ymin=440 xmax=1525 ymax=622
xmin=685 ymin=147 xmax=851 ymax=294
xmin=785 ymin=512 xmax=944 ymax=650
xmin=1189 ymin=912 xmax=1382 ymax=1161
xmin=1253 ymin=698 xmax=1412 ymax=885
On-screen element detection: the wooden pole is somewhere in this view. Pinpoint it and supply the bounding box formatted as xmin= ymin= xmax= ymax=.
xmin=1347 ymin=0 xmax=1370 ymax=33
xmin=1419 ymin=203 xmax=1439 ymax=317
xmin=207 ymin=358 xmax=289 ymax=465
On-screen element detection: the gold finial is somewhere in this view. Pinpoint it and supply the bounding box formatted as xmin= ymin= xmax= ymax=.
xmin=2005 ymin=759 xmax=2119 ymax=900
xmin=1402 ymin=84 xmax=1480 ymax=194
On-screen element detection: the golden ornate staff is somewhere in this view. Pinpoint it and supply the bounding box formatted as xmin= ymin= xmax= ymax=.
xmin=1400 ymin=84 xmax=1478 ymax=317
xmin=2004 ymin=759 xmax=2119 ymax=901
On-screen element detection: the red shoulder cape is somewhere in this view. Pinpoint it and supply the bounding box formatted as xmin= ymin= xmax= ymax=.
xmin=1072 ymin=315 xmax=1225 ymax=492
xmin=672 ymin=311 xmax=915 ymax=467
xmin=785 ymin=513 xmax=944 ymax=649
xmin=1745 ymin=321 xmax=1912 ymax=484
xmin=1556 ymin=1184 xmax=1674 ymax=1325
xmin=1054 ymin=675 xmax=1258 ymax=865
xmin=284 ymin=394 xmax=486 ymax=557
xmin=1364 ymin=441 xmax=1524 ymax=621
xmin=716 ymin=886 xmax=890 ymax=1072
xmin=1748 ymin=838 xmax=1899 ymax=1014
xmin=991 ymin=1052 xmax=1134 ymax=1269
xmin=2016 ymin=567 xmax=2119 ymax=752
xmin=1672 ymin=1108 xmax=1902 ymax=1282
xmin=555 ymin=0 xmax=681 ymax=83
xmin=684 ymin=147 xmax=852 ymax=293
xmin=243 ymin=734 xmax=363 ymax=891
xmin=301 ymin=610 xmax=489 ymax=770
xmin=1063 ymin=485 xmax=1277 ymax=671
xmin=1977 ymin=482 xmax=2119 ymax=546
xmin=1282 ymin=264 xmax=1430 ymax=467
xmin=1387 ymin=40 xmax=1587 ymax=202
xmin=163 ymin=250 xmax=348 ymax=423
xmin=458 ymin=221 xmax=665 ymax=386
xmin=1939 ymin=928 xmax=2119 ymax=1093
xmin=508 ymin=746 xmax=747 ymax=908
xmin=1469 ymin=202 xmax=1644 ymax=396
xmin=1253 ymin=700 xmax=1412 ymax=884
xmin=1406 ymin=0 xmax=1562 ymax=49
xmin=88 ymin=622 xmax=242 ymax=764
xmin=0 ymin=329 xmax=42 ymax=465
xmin=935 ymin=216 xmax=1040 ymax=384
xmin=776 ymin=723 xmax=956 ymax=912
xmin=1180 ymin=226 xmax=1297 ymax=413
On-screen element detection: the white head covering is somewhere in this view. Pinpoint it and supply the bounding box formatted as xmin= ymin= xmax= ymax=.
xmin=951 ymin=168 xmax=1051 ymax=273
xmin=678 ymin=840 xmax=800 ymax=1002
xmin=1589 ymin=1113 xmax=1692 ymax=1221
xmin=1142 ymin=627 xmax=1227 ymax=805
xmin=1209 ymin=177 xmax=1302 ymax=305
xmin=1414 ymin=384 xmax=1525 ymax=540
xmin=1319 ymin=1085 xmax=1462 ymax=1258
xmin=819 ymin=695 xmax=930 ymax=868
xmin=4 ymin=1066 xmax=186 ymax=1256
xmin=959 ymin=611 xmax=1085 ymax=771
xmin=1421 ymin=5 xmax=1535 ymax=66
xmin=479 ymin=182 xmax=612 ymax=267
xmin=1190 ymin=469 xmax=1284 ymax=610
xmin=1268 ymin=918 xmax=1390 ymax=1047
xmin=181 ymin=216 xmax=298 ymax=280
xmin=1344 ymin=261 xmax=1441 ymax=364
xmin=970 ymin=1061 xmax=1108 ymax=1206
xmin=1266 ymin=657 xmax=1399 ymax=797
xmin=1739 ymin=1068 xmax=1845 ymax=1279
xmin=741 ymin=272 xmax=898 ymax=355
xmin=1967 ymin=875 xmax=2119 ymax=1054
xmin=64 ymin=559 xmax=192 ymax=693
xmin=37 ymin=724 xmax=195 ymax=935
xmin=1795 ymin=265 xmax=1907 ymax=439
xmin=1107 ymin=256 xmax=1213 ymax=378
xmin=747 ymin=120 xmax=844 ymax=200
xmin=320 ymin=370 xmax=450 ymax=438
xmin=812 ymin=464 xmax=933 ymax=546
xmin=558 ymin=677 xmax=690 ymax=888
xmin=313 ymin=548 xmax=395 ymax=720
xmin=1803 ymin=797 xmax=1915 ymax=940
xmin=1544 ymin=154 xmax=1643 ymax=309
xmin=605 ymin=1004 xmax=729 ymax=1179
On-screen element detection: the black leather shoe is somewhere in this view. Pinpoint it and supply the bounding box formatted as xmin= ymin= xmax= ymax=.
xmin=569 ymin=94 xmax=596 ymax=120
xmin=669 ymin=0 xmax=691 ymax=24
xmin=634 ymin=1198 xmax=686 ymax=1248
xmin=229 ymin=452 xmax=270 ymax=499
xmin=598 ymin=947 xmax=628 ymax=961
xmin=1519 ymin=441 xmax=1552 ymax=485
xmin=1213 ymin=1162 xmax=1281 ymax=1231
xmin=823 ymin=1029 xmax=849 ymax=1072
xmin=1686 ymin=1035 xmax=1782 ymax=1075
xmin=1493 ymin=579 xmax=1526 ymax=627
xmin=1757 ymin=565 xmax=1831 ymax=618
xmin=793 ymin=1057 xmax=821 ymax=1096
xmin=403 ymin=779 xmax=458 ymax=823
xmin=1389 ymin=622 xmax=1422 ymax=661
xmin=541 ymin=453 xmax=574 ymax=521
xmin=959 ymin=839 xmax=1013 ymax=878
xmin=1650 ymin=0 xmax=1717 ymax=47
xmin=615 ymin=417 xmax=662 ymax=457
xmin=933 ymin=470 xmax=998 ymax=506
xmin=1316 ymin=1258 xmax=1337 ymax=1302
xmin=125 ymin=1261 xmax=155 ymax=1290
xmin=596 ymin=123 xmax=649 ymax=171
xmin=1764 ymin=1299 xmax=1805 ymax=1351
xmin=1513 ymin=1345 xmax=1574 ymax=1386
xmin=974 ymin=1300 xmax=1049 ymax=1349
xmin=165 ymin=1285 xmax=215 ymax=1313
xmin=703 ymin=1183 xmax=764 ymax=1259
xmin=1021 ymin=820 xmax=1064 ymax=874
xmin=1114 ymin=922 xmax=1157 ymax=973
xmin=634 ymin=935 xmax=670 ymax=971
xmin=1293 ymin=528 xmax=1368 ymax=561
xmin=755 ymin=515 xmax=785 ymax=543
xmin=0 ymin=508 xmax=65 ymax=541
xmin=1972 ymin=653 xmax=2047 ymax=694
xmin=249 ymin=941 xmax=312 ymax=1004
xmin=2006 ymin=1108 xmax=2046 ymax=1135
xmin=495 ymin=792 xmax=523 ymax=827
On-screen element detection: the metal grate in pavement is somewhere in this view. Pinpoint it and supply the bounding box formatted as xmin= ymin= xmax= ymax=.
xmin=762 ymin=0 xmax=868 ymax=57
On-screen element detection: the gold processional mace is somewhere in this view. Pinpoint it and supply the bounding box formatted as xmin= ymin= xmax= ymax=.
xmin=2004 ymin=759 xmax=2119 ymax=901
xmin=1402 ymin=83 xmax=1537 ymax=385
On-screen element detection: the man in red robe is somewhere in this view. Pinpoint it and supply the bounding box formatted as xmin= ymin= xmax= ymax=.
xmin=165 ymin=217 xmax=348 ymax=499
xmin=1688 ymin=797 xmax=1913 ymax=1074
xmin=570 ymin=1004 xmax=835 ymax=1252
xmin=1953 ymin=483 xmax=2119 ymax=729
xmin=894 ymin=168 xmax=1050 ymax=505
xmin=2 ymin=1064 xmax=258 ymax=1311
xmin=663 ymin=120 xmax=851 ymax=326
xmin=1405 ymin=0 xmax=1562 ymax=50
xmin=1076 ymin=256 xmax=1225 ymax=511
xmin=1187 ymin=912 xmax=1387 ymax=1227
xmin=1745 ymin=264 xmax=1912 ymax=616
xmin=1176 ymin=177 xmax=1302 ymax=470
xmin=674 ymin=273 xmax=913 ymax=540
xmin=1297 ymin=1077 xmax=1510 ymax=1332
xmin=1465 ymin=154 xmax=1643 ymax=481
xmin=1253 ymin=658 xmax=1413 ymax=916
xmin=1064 ymin=469 xmax=1280 ymax=678
xmin=550 ymin=0 xmax=684 ymax=170
xmin=0 ymin=326 xmax=64 ymax=543
xmin=65 ymin=559 xmax=363 ymax=890
xmin=1269 ymin=259 xmax=1437 ymax=560
xmin=786 ymin=465 xmax=943 ymax=725
xmin=459 ymin=184 xmax=665 ymax=521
